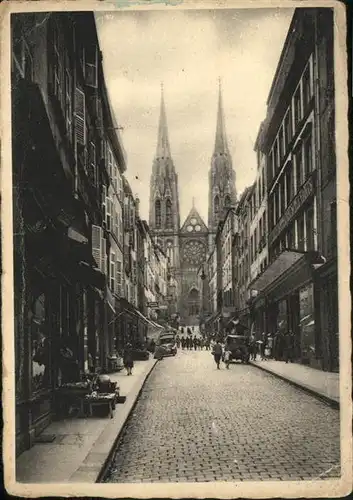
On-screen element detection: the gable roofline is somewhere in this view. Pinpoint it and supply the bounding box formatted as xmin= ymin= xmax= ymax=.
xmin=180 ymin=204 xmax=208 ymax=232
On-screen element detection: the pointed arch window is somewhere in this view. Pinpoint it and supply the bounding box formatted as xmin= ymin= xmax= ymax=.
xmin=166 ymin=199 xmax=173 ymax=228
xmin=214 ymin=195 xmax=220 ymax=215
xmin=224 ymin=195 xmax=231 ymax=208
xmin=166 ymin=241 xmax=173 ymax=267
xmin=155 ymin=199 xmax=161 ymax=228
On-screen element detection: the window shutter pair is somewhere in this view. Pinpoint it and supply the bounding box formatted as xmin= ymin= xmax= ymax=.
xmin=101 ymin=237 xmax=107 ymax=275
xmin=110 ymin=253 xmax=116 ymax=293
xmin=116 ymin=260 xmax=122 ymax=296
xmin=75 ymin=88 xmax=86 ymax=146
xmin=92 ymin=225 xmax=102 ymax=269
xmin=85 ymin=43 xmax=98 ymax=88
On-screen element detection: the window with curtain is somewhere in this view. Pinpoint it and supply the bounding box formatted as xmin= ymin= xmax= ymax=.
xmin=304 ymin=134 xmax=313 ymax=180
xmin=302 ymin=61 xmax=313 ymax=113
xmin=284 ymin=108 xmax=292 ymax=153
xmin=294 ymin=86 xmax=302 ymax=129
xmin=295 ymin=146 xmax=303 ymax=193
xmin=306 ymin=205 xmax=315 ymax=251
xmin=155 ymin=199 xmax=161 ymax=228
xmin=297 ymin=213 xmax=305 ymax=250
xmin=286 ymin=166 xmax=293 ymax=207
xmin=166 ymin=199 xmax=173 ymax=228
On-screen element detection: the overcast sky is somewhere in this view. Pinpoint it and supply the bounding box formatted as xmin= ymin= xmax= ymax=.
xmin=95 ymin=7 xmax=294 ymax=225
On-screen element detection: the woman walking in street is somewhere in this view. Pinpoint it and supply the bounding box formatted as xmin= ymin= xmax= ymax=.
xmin=212 ymin=339 xmax=223 ymax=369
xmin=123 ymin=343 xmax=134 ymax=376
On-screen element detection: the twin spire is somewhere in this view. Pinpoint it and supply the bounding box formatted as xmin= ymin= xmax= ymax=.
xmin=156 ymin=83 xmax=172 ymax=159
xmin=155 ymin=79 xmax=229 ymax=160
xmin=214 ymin=78 xmax=229 ymax=155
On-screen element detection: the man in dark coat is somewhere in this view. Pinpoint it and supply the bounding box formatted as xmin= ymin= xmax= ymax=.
xmin=284 ymin=330 xmax=295 ymax=363
xmin=123 ymin=343 xmax=134 ymax=375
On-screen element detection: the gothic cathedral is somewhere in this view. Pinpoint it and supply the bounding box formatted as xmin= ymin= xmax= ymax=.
xmin=149 ymin=83 xmax=237 ymax=326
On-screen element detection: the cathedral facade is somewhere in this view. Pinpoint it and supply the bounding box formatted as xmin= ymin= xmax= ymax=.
xmin=149 ymin=84 xmax=237 ymax=326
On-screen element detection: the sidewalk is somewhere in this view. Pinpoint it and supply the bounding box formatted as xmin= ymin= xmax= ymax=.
xmin=250 ymin=359 xmax=340 ymax=408
xmin=16 ymin=358 xmax=158 ymax=483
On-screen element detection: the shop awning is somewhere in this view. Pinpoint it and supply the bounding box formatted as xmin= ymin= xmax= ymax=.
xmin=249 ymin=251 xmax=307 ymax=293
xmin=249 ymin=250 xmax=326 ymax=297
xmin=134 ymin=309 xmax=159 ymax=328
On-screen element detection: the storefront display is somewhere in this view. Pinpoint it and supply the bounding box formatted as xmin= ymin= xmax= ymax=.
xmin=277 ymin=299 xmax=287 ymax=333
xmin=31 ymin=294 xmax=50 ymax=393
xmin=299 ymin=283 xmax=315 ymax=364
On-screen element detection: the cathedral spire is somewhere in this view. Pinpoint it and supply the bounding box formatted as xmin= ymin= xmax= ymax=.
xmin=156 ymin=83 xmax=172 ymax=159
xmin=214 ymin=79 xmax=229 ymax=155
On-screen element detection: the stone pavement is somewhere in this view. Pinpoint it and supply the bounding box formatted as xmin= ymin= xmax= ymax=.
xmin=16 ymin=358 xmax=157 ymax=483
xmin=106 ymin=350 xmax=340 ymax=483
xmin=250 ymin=359 xmax=340 ymax=407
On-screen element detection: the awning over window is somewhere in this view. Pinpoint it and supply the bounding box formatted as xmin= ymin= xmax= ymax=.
xmin=249 ymin=251 xmax=307 ymax=293
xmin=134 ymin=309 xmax=161 ymax=328
xmin=249 ymin=250 xmax=325 ymax=296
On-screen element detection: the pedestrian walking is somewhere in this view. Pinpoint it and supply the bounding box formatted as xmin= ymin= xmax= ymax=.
xmin=193 ymin=336 xmax=198 ymax=350
xmin=267 ymin=334 xmax=274 ymax=359
xmin=284 ymin=330 xmax=295 ymax=363
xmin=212 ymin=339 xmax=223 ymax=369
xmin=224 ymin=346 xmax=231 ymax=369
xmin=260 ymin=333 xmax=268 ymax=360
xmin=277 ymin=331 xmax=285 ymax=360
xmin=123 ymin=343 xmax=134 ymax=376
xmin=249 ymin=336 xmax=257 ymax=361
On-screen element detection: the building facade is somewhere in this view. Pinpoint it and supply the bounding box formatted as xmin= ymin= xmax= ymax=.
xmin=248 ymin=130 xmax=269 ymax=337
xmin=233 ymin=187 xmax=253 ymax=329
xmin=12 ymin=12 xmax=131 ymax=454
xmin=250 ymin=8 xmax=338 ymax=371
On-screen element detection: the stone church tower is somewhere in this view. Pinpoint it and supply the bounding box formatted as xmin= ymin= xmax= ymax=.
xmin=208 ymin=81 xmax=237 ymax=248
xmin=149 ymin=86 xmax=181 ymax=279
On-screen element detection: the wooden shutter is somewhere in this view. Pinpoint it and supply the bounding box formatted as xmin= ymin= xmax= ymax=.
xmin=101 ymin=237 xmax=107 ymax=275
xmin=75 ymin=88 xmax=86 ymax=145
xmin=92 ymin=225 xmax=102 ymax=269
xmin=110 ymin=252 xmax=116 ymax=293
xmin=116 ymin=260 xmax=122 ymax=296
xmin=85 ymin=43 xmax=98 ymax=88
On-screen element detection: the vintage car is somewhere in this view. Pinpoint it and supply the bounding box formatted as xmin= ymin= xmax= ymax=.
xmin=154 ymin=333 xmax=177 ymax=358
xmin=223 ymin=335 xmax=250 ymax=364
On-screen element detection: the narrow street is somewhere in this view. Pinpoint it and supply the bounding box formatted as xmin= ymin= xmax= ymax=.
xmin=105 ymin=351 xmax=340 ymax=483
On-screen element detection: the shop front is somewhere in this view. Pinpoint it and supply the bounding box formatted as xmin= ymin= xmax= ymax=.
xmin=249 ymin=250 xmax=326 ymax=369
xmin=315 ymin=259 xmax=339 ymax=372
xmin=13 ymin=79 xmax=108 ymax=455
xmin=248 ymin=295 xmax=267 ymax=340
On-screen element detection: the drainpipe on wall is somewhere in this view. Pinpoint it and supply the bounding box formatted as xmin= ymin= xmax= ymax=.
xmin=313 ymin=10 xmax=324 ymax=365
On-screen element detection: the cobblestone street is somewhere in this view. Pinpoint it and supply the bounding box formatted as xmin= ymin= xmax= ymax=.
xmin=105 ymin=350 xmax=340 ymax=483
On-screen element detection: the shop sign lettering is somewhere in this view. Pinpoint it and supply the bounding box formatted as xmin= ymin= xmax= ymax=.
xmin=269 ymin=176 xmax=314 ymax=245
